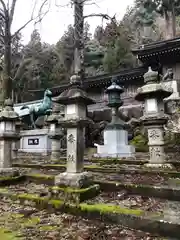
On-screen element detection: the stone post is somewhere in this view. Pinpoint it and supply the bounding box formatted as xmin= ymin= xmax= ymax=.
xmin=0 ymin=99 xmax=20 ymax=176
xmin=135 ymin=67 xmax=173 ymax=168
xmin=53 ymin=74 xmax=95 ymax=188
xmin=46 ymin=103 xmax=64 ymax=161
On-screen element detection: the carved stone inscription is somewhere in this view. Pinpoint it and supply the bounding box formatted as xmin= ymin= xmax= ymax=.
xmin=149 ymin=146 xmax=164 ymax=163
xmin=149 ymin=130 xmax=160 ymax=140
xmin=67 ymin=132 xmax=76 ymax=167
xmin=68 ymin=134 xmax=75 ymax=143
xmin=67 ymin=154 xmax=75 ymax=163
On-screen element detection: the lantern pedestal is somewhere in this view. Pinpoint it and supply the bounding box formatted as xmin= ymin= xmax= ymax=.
xmin=95 ymin=128 xmax=135 ymax=157
xmin=94 ymin=80 xmax=135 ymax=158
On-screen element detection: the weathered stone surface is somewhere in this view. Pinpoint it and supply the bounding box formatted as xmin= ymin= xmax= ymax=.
xmin=0 ymin=168 xmax=19 ymax=177
xmin=55 ymin=171 xmax=93 ymax=188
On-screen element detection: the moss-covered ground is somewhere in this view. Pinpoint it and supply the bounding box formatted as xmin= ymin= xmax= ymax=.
xmin=3 ymin=151 xmax=180 ymax=239
xmin=0 ymin=197 xmax=166 ymax=239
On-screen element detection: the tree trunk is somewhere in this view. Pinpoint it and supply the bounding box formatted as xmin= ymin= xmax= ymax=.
xmin=171 ymin=3 xmax=176 ymax=37
xmin=74 ymin=0 xmax=84 ymax=84
xmin=164 ymin=10 xmax=173 ymax=39
xmin=2 ymin=11 xmax=12 ymax=102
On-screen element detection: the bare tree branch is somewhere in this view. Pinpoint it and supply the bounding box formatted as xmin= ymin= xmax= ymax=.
xmin=0 ymin=10 xmax=5 ymax=19
xmin=11 ymin=19 xmax=34 ymax=39
xmin=83 ymin=13 xmax=116 ymax=24
xmin=35 ymin=0 xmax=51 ymax=24
xmin=0 ymin=0 xmax=7 ymax=12
xmin=55 ymin=0 xmax=71 ymax=8
xmin=11 ymin=0 xmax=50 ymax=39
xmin=9 ymin=0 xmax=17 ymax=26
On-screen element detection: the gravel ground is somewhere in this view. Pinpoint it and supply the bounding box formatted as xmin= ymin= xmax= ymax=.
xmin=0 ymin=198 xmax=166 ymax=240
xmin=85 ymin=191 xmax=166 ymax=212
xmin=92 ymin=172 xmax=169 ymax=185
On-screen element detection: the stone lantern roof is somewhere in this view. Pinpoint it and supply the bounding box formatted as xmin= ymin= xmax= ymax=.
xmin=135 ymin=67 xmax=173 ymax=102
xmin=46 ymin=103 xmax=64 ymax=123
xmin=105 ymin=77 xmax=124 ymax=94
xmin=53 ymin=75 xmax=95 ymax=106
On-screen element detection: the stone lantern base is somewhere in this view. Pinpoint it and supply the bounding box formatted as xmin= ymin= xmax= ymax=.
xmin=55 ymin=171 xmax=94 ymax=188
xmin=94 ymin=129 xmax=135 ymax=158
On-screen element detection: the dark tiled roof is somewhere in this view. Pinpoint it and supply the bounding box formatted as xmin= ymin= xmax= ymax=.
xmin=132 ymin=37 xmax=180 ymax=60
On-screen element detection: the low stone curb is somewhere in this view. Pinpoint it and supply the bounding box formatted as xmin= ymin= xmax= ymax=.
xmin=0 ymin=189 xmax=178 ymax=238
xmin=0 ymin=176 xmax=25 ymax=186
xmin=12 ymin=163 xmax=180 ymax=178
xmin=95 ymin=180 xmax=180 ymax=201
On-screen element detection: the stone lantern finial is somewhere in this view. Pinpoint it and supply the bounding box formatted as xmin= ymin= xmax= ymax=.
xmin=144 ymin=67 xmax=158 ymax=84
xmin=70 ymin=74 xmax=81 ymax=87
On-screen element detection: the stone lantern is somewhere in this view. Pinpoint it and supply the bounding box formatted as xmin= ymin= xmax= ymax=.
xmin=12 ymin=120 xmax=22 ymax=160
xmin=53 ymin=74 xmax=95 ymax=188
xmin=46 ymin=103 xmax=64 ymax=161
xmin=135 ymin=67 xmax=173 ymax=168
xmin=94 ymin=78 xmax=135 ymax=157
xmin=0 ymin=99 xmax=20 ymax=176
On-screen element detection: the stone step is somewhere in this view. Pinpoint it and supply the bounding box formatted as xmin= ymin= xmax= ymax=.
xmin=24 ymin=173 xmax=180 ymax=201
xmin=0 ymin=186 xmax=179 ymax=238
xmin=12 ymin=166 xmax=180 ymax=188
xmin=12 ymin=163 xmax=180 ymax=179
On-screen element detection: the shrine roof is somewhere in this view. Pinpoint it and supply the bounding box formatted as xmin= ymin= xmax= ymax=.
xmin=29 ymin=66 xmax=146 ymax=96
xmin=132 ymin=37 xmax=180 ymax=62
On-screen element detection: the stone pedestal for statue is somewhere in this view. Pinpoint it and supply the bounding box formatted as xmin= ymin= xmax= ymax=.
xmin=135 ymin=67 xmax=174 ymax=168
xmin=0 ymin=99 xmax=20 ymax=176
xmin=46 ymin=104 xmax=64 ymax=161
xmin=19 ymin=128 xmax=51 ymax=155
xmin=94 ymin=80 xmax=135 ymax=158
xmin=53 ymin=75 xmax=95 ymax=188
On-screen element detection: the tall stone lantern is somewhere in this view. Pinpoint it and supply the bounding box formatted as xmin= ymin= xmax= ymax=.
xmin=0 ymin=99 xmax=20 ymax=176
xmin=53 ymin=75 xmax=95 ymax=188
xmin=94 ymin=78 xmax=135 ymax=157
xmin=135 ymin=67 xmax=173 ymax=168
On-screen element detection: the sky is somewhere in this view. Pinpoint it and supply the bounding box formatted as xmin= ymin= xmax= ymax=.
xmin=11 ymin=0 xmax=134 ymax=44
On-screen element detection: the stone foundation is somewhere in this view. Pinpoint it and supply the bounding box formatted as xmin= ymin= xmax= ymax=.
xmin=49 ymin=184 xmax=100 ymax=203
